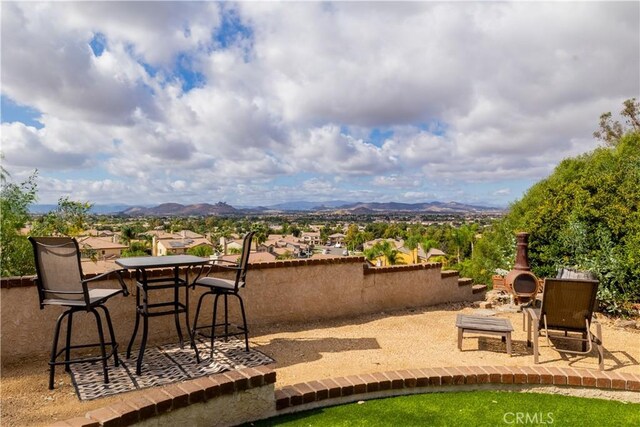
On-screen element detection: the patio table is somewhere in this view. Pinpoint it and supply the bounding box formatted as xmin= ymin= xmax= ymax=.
xmin=115 ymin=255 xmax=210 ymax=374
xmin=456 ymin=313 xmax=514 ymax=355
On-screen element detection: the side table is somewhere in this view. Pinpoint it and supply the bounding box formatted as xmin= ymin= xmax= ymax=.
xmin=456 ymin=314 xmax=514 ymax=355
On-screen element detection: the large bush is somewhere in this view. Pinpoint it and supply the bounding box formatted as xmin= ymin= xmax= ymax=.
xmin=468 ymin=101 xmax=640 ymax=315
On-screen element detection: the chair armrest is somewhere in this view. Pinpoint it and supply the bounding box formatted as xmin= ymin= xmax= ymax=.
xmin=527 ymin=308 xmax=541 ymax=322
xmin=192 ymin=260 xmax=240 ymax=284
xmin=82 ymin=269 xmax=129 ymax=297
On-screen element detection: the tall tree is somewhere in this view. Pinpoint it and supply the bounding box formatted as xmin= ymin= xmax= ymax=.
xmin=0 ymin=172 xmax=38 ymax=276
xmin=469 ymin=99 xmax=640 ymax=315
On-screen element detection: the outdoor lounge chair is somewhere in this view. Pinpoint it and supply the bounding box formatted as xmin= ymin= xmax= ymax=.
xmin=191 ymin=231 xmax=254 ymax=358
xmin=526 ymin=278 xmax=604 ymax=370
xmin=29 ymin=236 xmax=129 ymax=389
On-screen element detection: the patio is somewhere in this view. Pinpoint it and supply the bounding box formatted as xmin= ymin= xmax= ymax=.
xmin=2 ymin=302 xmax=639 ymax=426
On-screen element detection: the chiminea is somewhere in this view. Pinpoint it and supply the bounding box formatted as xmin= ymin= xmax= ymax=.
xmin=504 ymin=232 xmax=539 ymax=304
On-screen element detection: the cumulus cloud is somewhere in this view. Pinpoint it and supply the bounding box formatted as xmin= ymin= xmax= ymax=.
xmin=1 ymin=1 xmax=638 ymax=206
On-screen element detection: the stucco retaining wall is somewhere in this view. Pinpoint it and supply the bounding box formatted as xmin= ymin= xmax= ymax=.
xmin=1 ymin=257 xmax=482 ymax=363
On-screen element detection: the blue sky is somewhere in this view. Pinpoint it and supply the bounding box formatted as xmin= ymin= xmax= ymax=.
xmin=1 ymin=1 xmax=638 ymax=207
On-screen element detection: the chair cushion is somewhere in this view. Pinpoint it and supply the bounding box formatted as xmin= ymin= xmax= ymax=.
xmin=195 ymin=277 xmax=244 ymax=291
xmin=43 ymin=288 xmax=123 ymax=307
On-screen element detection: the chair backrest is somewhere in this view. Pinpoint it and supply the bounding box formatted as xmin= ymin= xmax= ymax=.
xmin=539 ymin=278 xmax=599 ymax=332
xmin=235 ymin=232 xmax=254 ymax=287
xmin=29 ymin=236 xmax=85 ymax=305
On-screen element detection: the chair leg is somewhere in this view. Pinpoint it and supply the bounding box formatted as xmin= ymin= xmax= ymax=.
xmin=97 ymin=305 xmax=119 ymax=367
xmin=236 ymin=294 xmax=250 ymax=351
xmin=90 ymin=308 xmax=109 ymax=384
xmin=64 ymin=311 xmax=74 ymax=372
xmin=192 ymin=290 xmax=206 ymax=339
xmin=127 ymin=290 xmax=141 ymax=359
xmin=224 ymin=294 xmax=229 ymax=341
xmin=49 ymin=310 xmax=71 ymax=390
xmin=211 ymin=293 xmax=221 ymax=357
xmin=595 ymin=323 xmax=604 ymax=371
xmin=173 ymin=279 xmax=184 ymax=349
xmin=533 ymin=321 xmax=540 ymax=364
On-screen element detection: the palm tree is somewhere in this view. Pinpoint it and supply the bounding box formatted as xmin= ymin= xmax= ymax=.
xmin=120 ymin=225 xmax=138 ymax=246
xmin=451 ymin=224 xmax=476 ymax=264
xmin=251 ymin=223 xmax=268 ymax=251
xmin=404 ymin=234 xmax=423 ymax=264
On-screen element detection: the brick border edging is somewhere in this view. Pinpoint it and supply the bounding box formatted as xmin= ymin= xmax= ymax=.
xmin=50 ymin=365 xmax=276 ymax=427
xmin=49 ymin=365 xmax=640 ymax=426
xmin=274 ymin=366 xmax=640 ymax=411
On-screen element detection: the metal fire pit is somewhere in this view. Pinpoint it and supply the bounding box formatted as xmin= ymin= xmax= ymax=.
xmin=505 ymin=270 xmax=539 ymax=304
xmin=505 ymin=232 xmax=540 ymax=304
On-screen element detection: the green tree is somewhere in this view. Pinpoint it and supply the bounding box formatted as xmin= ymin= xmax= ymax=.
xmin=276 ymin=250 xmax=295 ymax=260
xmin=363 ymin=240 xmax=401 ymax=266
xmin=187 ymin=245 xmax=214 ymax=257
xmin=31 ymin=197 xmax=92 ymax=237
xmin=0 ymin=172 xmax=38 ymax=276
xmin=120 ymin=225 xmax=138 ymax=245
xmin=251 ymin=223 xmax=269 ymax=251
xmin=450 ymin=224 xmax=477 ymax=264
xmin=404 ymin=234 xmax=423 ymax=264
xmin=593 ymin=98 xmax=640 ymax=146
xmin=345 ymin=224 xmax=370 ymax=252
xmin=469 ymin=99 xmax=640 ymax=314
xmin=120 ymin=241 xmax=149 ymax=257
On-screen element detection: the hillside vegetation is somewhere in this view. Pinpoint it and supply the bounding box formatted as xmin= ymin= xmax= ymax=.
xmin=467 ymin=99 xmax=640 ymax=315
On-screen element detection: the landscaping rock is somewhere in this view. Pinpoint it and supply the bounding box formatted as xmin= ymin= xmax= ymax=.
xmin=473 ymin=309 xmax=497 ymax=316
xmin=476 ymin=301 xmax=493 ymax=309
xmin=496 ymin=304 xmax=521 ymax=313
xmin=614 ymin=319 xmax=638 ymax=330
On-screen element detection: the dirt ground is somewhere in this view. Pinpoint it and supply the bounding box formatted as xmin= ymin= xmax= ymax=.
xmin=2 ymin=303 xmax=639 ymax=426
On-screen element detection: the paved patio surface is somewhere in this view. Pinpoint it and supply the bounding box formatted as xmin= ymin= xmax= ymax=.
xmin=2 ymin=302 xmax=639 ymax=426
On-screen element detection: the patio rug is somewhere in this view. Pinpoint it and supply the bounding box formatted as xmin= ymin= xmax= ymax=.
xmin=69 ymin=338 xmax=274 ymax=400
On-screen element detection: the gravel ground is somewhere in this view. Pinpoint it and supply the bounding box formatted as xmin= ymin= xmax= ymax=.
xmin=2 ymin=303 xmax=639 ymax=426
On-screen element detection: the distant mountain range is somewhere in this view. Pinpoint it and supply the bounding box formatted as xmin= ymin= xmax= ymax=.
xmin=30 ymin=200 xmax=502 ymax=216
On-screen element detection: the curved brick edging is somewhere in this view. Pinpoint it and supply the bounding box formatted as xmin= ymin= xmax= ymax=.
xmin=51 ymin=365 xmax=640 ymax=426
xmin=274 ymin=366 xmax=640 ymax=411
xmin=50 ymin=366 xmax=276 ymax=427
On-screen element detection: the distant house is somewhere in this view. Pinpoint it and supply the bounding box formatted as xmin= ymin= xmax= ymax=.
xmin=328 ymin=233 xmax=346 ymax=245
xmin=219 ymin=236 xmax=243 ymax=254
xmin=425 ymin=248 xmax=447 ymax=264
xmin=215 ymin=251 xmax=276 ymax=264
xmin=83 ymin=229 xmax=116 ymax=238
xmin=300 ymin=231 xmax=321 ymax=246
xmin=259 ymin=234 xmax=310 ymax=258
xmin=77 ymin=236 xmax=128 ymax=259
xmin=150 ymin=230 xmax=212 ymax=256
xmin=155 ymin=237 xmax=212 ymax=256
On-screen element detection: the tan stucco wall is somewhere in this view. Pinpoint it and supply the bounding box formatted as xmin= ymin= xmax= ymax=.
xmin=1 ymin=260 xmax=478 ymax=364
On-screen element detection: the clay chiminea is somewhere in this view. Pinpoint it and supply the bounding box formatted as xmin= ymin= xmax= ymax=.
xmin=504 ymin=232 xmax=539 ymax=304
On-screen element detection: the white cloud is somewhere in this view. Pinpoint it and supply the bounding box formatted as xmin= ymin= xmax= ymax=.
xmin=1 ymin=1 xmax=638 ymax=206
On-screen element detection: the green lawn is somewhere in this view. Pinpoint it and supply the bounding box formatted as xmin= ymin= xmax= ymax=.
xmin=251 ymin=391 xmax=640 ymax=426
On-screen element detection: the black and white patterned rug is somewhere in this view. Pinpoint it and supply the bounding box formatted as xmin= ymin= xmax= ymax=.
xmin=69 ymin=339 xmax=274 ymax=400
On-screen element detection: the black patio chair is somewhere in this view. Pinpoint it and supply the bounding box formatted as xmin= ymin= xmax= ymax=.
xmin=191 ymin=231 xmax=254 ymax=358
xmin=29 ymin=236 xmax=129 ymax=389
